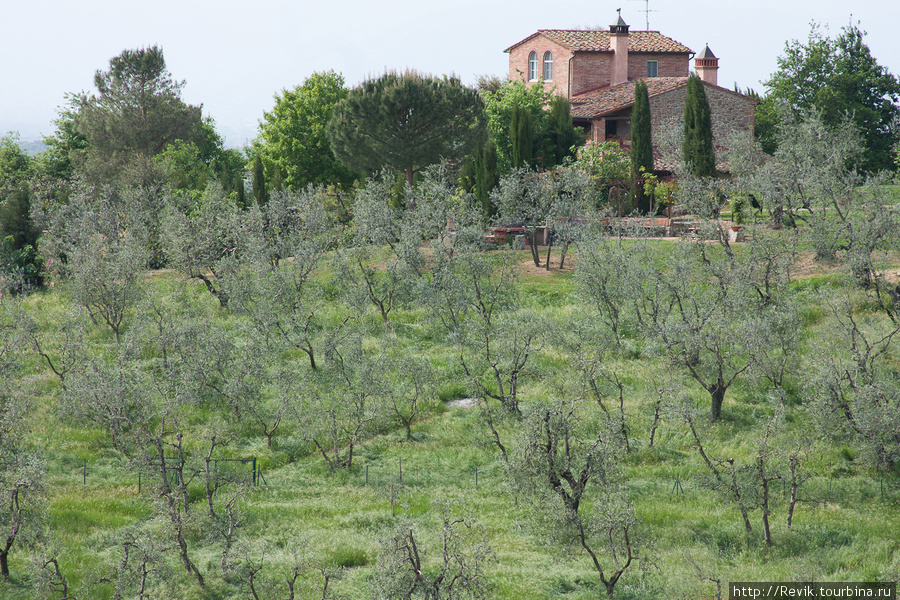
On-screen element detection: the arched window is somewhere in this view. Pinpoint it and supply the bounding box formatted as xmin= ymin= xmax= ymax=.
xmin=543 ymin=51 xmax=553 ymax=80
xmin=528 ymin=51 xmax=538 ymax=81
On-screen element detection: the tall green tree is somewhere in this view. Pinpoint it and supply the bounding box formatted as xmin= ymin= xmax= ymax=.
xmin=256 ymin=71 xmax=358 ymax=189
xmin=0 ymin=135 xmax=42 ymax=291
xmin=481 ymin=80 xmax=552 ymax=173
xmin=764 ymin=22 xmax=900 ymax=173
xmin=59 ymin=46 xmax=205 ymax=185
xmin=0 ymin=187 xmax=38 ymax=253
xmin=544 ymin=96 xmax=583 ymax=167
xmin=251 ymin=154 xmax=268 ymax=207
xmin=0 ymin=135 xmax=32 ymax=182
xmin=475 ymin=137 xmax=500 ymax=218
xmin=0 ymin=135 xmax=37 ymax=250
xmin=683 ymin=75 xmax=716 ymax=177
xmin=327 ymin=70 xmax=484 ymax=185
xmin=631 ymin=81 xmax=653 ymax=212
xmin=510 ymin=102 xmax=534 ymax=168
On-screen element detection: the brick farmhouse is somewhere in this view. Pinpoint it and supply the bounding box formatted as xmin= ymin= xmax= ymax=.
xmin=505 ymin=12 xmax=756 ymax=172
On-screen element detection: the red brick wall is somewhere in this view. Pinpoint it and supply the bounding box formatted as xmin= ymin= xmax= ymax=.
xmin=568 ymin=51 xmax=690 ymax=96
xmin=630 ymin=53 xmax=690 ymax=79
xmin=571 ymin=52 xmax=612 ymax=96
xmin=507 ymin=36 xmax=573 ymax=97
xmin=508 ymin=36 xmax=695 ymax=101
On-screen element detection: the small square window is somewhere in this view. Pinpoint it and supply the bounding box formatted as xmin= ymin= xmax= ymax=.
xmin=647 ymin=61 xmax=659 ymax=78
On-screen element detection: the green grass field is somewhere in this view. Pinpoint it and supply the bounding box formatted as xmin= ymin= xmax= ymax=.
xmin=2 ymin=244 xmax=899 ymax=600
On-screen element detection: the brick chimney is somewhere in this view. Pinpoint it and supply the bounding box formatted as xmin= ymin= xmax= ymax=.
xmin=695 ymin=44 xmax=719 ymax=86
xmin=610 ymin=11 xmax=629 ymax=86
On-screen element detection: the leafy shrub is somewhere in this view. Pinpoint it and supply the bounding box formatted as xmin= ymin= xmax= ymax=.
xmin=1 ymin=237 xmax=44 ymax=293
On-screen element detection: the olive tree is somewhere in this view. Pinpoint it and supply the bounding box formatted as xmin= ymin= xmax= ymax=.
xmin=163 ymin=186 xmax=251 ymax=308
xmin=809 ymin=287 xmax=900 ymax=469
xmin=508 ymin=398 xmax=642 ymax=596
xmin=750 ymin=111 xmax=900 ymax=287
xmin=342 ymin=167 xmax=484 ymax=325
xmin=66 ymin=231 xmax=147 ymax=344
xmin=372 ymin=510 xmax=493 ymax=600
xmin=0 ymin=304 xmax=46 ymax=582
xmin=222 ymin=535 xmax=341 ymax=600
xmin=491 ymin=168 xmax=550 ymax=268
xmin=294 ymin=329 xmax=387 ymax=470
xmin=230 ymin=187 xmax=337 ymax=371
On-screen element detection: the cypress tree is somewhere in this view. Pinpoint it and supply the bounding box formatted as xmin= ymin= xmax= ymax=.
xmin=234 ymin=173 xmax=246 ymax=208
xmin=475 ymin=137 xmax=500 ymax=218
xmin=251 ymin=155 xmax=269 ymax=206
xmin=546 ymin=96 xmax=581 ymax=167
xmin=510 ymin=103 xmax=533 ymax=168
xmin=631 ymin=80 xmax=654 ymax=213
xmin=459 ymin=158 xmax=477 ymax=194
xmin=390 ymin=171 xmax=407 ymax=210
xmin=0 ymin=185 xmax=39 ymax=251
xmin=683 ymin=75 xmax=716 ymax=177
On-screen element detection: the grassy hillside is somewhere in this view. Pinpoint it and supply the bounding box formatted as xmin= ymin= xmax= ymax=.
xmin=1 ymin=242 xmax=899 ymax=600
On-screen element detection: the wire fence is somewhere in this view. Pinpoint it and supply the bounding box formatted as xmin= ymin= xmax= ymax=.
xmin=67 ymin=456 xmax=900 ymax=507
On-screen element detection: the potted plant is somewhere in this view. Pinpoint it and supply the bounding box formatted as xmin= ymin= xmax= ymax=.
xmin=730 ymin=195 xmax=746 ymax=230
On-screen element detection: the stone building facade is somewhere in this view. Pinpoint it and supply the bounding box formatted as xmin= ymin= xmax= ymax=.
xmin=505 ymin=12 xmax=756 ymax=172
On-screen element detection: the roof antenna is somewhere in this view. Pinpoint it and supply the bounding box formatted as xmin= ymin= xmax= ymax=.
xmin=629 ymin=0 xmax=657 ymax=30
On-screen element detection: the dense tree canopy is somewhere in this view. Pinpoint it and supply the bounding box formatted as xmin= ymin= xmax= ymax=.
xmin=256 ymin=71 xmax=358 ymax=190
xmin=327 ymin=70 xmax=484 ymax=185
xmin=0 ymin=135 xmax=42 ymax=290
xmin=764 ymin=22 xmax=900 ymax=173
xmin=544 ymin=96 xmax=582 ymax=167
xmin=0 ymin=135 xmax=32 ymax=182
xmin=53 ymin=46 xmax=207 ymax=185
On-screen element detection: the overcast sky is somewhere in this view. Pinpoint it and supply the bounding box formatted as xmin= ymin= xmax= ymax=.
xmin=2 ymin=0 xmax=899 ymax=147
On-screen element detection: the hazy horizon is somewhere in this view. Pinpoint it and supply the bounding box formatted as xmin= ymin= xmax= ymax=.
xmin=3 ymin=0 xmax=898 ymax=148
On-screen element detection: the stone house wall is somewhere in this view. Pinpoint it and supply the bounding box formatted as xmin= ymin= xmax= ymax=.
xmin=648 ymin=83 xmax=755 ymax=147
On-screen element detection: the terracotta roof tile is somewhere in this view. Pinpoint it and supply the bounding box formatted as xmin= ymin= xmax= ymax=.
xmin=570 ymin=77 xmax=689 ymax=118
xmin=507 ymin=30 xmax=693 ymax=54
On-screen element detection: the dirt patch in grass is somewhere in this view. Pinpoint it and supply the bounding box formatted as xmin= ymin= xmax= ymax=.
xmin=789 ymin=252 xmax=900 ymax=284
xmin=790 ymin=253 xmax=843 ymax=280
xmin=516 ymin=250 xmax=577 ymax=276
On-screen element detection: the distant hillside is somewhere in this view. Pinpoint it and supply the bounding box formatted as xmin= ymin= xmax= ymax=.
xmin=21 ymin=140 xmax=47 ymax=155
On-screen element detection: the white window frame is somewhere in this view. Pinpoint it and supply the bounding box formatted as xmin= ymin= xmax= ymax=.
xmin=542 ymin=51 xmax=553 ymax=81
xmin=647 ymin=60 xmax=659 ymax=78
xmin=528 ymin=51 xmax=539 ymax=81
